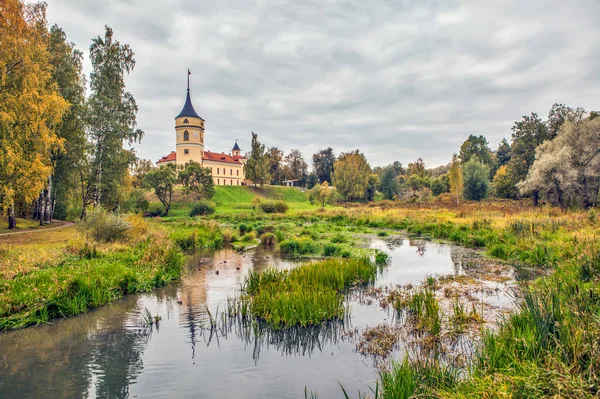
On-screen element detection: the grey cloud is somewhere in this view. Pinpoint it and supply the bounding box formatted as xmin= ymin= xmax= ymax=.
xmin=46 ymin=0 xmax=600 ymax=167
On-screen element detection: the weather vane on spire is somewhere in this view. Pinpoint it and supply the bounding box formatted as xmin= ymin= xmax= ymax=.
xmin=187 ymin=68 xmax=191 ymax=91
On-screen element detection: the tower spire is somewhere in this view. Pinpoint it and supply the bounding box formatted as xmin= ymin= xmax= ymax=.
xmin=187 ymin=68 xmax=191 ymax=91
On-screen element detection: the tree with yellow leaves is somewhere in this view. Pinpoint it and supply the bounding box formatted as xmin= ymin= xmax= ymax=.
xmin=448 ymin=154 xmax=463 ymax=206
xmin=0 ymin=0 xmax=68 ymax=228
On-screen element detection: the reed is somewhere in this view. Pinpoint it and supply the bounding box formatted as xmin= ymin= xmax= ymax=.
xmin=237 ymin=258 xmax=377 ymax=329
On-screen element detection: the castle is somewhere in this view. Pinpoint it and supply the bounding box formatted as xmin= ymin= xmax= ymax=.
xmin=156 ymin=77 xmax=247 ymax=186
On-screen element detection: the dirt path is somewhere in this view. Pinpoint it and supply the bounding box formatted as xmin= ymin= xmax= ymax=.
xmin=0 ymin=221 xmax=75 ymax=237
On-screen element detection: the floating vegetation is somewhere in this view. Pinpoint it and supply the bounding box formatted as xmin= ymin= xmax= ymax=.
xmin=356 ymin=324 xmax=400 ymax=359
xmin=229 ymin=258 xmax=377 ymax=329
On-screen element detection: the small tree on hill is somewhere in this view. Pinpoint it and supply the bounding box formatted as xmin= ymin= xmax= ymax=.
xmin=244 ymin=132 xmax=270 ymax=186
xmin=143 ymin=163 xmax=177 ymax=216
xmin=333 ymin=150 xmax=371 ymax=202
xmin=179 ymin=161 xmax=214 ymax=199
xmin=307 ymin=181 xmax=336 ymax=207
xmin=463 ymin=156 xmax=490 ymax=201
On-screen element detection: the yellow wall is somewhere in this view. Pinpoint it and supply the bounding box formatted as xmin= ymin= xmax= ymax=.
xmin=204 ymin=160 xmax=245 ymax=185
xmin=175 ymin=116 xmax=204 ymax=165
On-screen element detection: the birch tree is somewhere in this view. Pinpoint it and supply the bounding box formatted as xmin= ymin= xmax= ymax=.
xmin=84 ymin=25 xmax=143 ymax=217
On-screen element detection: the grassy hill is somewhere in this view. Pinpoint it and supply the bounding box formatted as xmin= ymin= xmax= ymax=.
xmin=150 ymin=185 xmax=315 ymax=217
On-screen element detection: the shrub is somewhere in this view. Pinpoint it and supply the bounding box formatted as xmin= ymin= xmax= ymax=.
xmin=377 ymin=231 xmax=389 ymax=237
xmin=275 ymin=230 xmax=285 ymax=243
xmin=323 ymin=243 xmax=340 ymax=257
xmin=79 ymin=208 xmax=131 ymax=243
xmin=279 ymin=238 xmax=320 ymax=255
xmin=189 ymin=201 xmax=215 ymax=217
xmin=242 ymin=232 xmax=257 ymax=242
xmin=260 ymin=232 xmax=276 ymax=246
xmin=331 ymin=234 xmax=347 ymax=243
xmin=259 ymin=200 xmax=289 ymax=213
xmin=123 ymin=188 xmax=150 ymax=213
xmin=221 ymin=229 xmax=238 ymax=244
xmin=239 ymin=223 xmax=252 ymax=235
xmin=375 ymin=251 xmax=390 ymax=265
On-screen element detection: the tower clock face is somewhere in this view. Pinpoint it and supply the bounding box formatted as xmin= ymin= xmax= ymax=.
xmin=194 ymin=132 xmax=198 ymax=138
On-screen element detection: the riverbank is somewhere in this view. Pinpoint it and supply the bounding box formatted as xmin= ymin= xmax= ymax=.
xmin=0 ymin=214 xmax=193 ymax=330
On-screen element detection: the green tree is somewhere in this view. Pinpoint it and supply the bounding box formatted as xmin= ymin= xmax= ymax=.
xmin=496 ymin=138 xmax=511 ymax=167
xmin=312 ymin=147 xmax=335 ymax=184
xmin=283 ymin=149 xmax=308 ymax=185
xmin=85 ymin=25 xmax=143 ymax=216
xmin=244 ymin=132 xmax=270 ymax=186
xmin=448 ymin=154 xmax=463 ymax=206
xmin=266 ymin=146 xmax=284 ymax=185
xmin=463 ymin=157 xmax=490 ymax=201
xmin=492 ymin=165 xmax=517 ymax=199
xmin=507 ymin=113 xmax=548 ymax=205
xmin=380 ymin=167 xmax=399 ymax=200
xmin=333 ymin=150 xmax=371 ymax=201
xmin=131 ymin=159 xmax=155 ymax=188
xmin=431 ymin=174 xmax=450 ymax=196
xmin=518 ymin=117 xmax=600 ymax=209
xmin=459 ymin=134 xmax=493 ymax=166
xmin=305 ymin=173 xmax=319 ymax=189
xmin=44 ymin=24 xmax=87 ymax=224
xmin=407 ymin=158 xmax=427 ymax=177
xmin=0 ymin=1 xmax=69 ymax=228
xmin=178 ymin=161 xmax=214 ymax=199
xmin=366 ymin=174 xmax=379 ymax=202
xmin=547 ymin=103 xmax=587 ymax=139
xmin=143 ymin=164 xmax=177 ymax=216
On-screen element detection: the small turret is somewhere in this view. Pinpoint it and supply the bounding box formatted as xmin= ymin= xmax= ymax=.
xmin=232 ymin=140 xmax=241 ymax=157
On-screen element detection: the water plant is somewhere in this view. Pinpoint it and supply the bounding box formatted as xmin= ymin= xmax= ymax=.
xmin=235 ymin=258 xmax=377 ymax=329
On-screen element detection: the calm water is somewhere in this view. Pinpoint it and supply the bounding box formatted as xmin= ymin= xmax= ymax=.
xmin=0 ymin=238 xmax=515 ymax=398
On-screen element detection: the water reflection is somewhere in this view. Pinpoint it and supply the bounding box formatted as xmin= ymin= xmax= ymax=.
xmin=0 ymin=295 xmax=149 ymax=398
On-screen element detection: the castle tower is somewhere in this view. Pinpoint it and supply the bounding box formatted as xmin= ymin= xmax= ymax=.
xmin=232 ymin=140 xmax=241 ymax=157
xmin=175 ymin=71 xmax=204 ymax=165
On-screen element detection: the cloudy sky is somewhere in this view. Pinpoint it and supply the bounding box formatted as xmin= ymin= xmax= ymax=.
xmin=46 ymin=0 xmax=599 ymax=168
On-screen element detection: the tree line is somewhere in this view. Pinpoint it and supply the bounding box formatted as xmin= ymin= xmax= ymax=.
xmin=244 ymin=103 xmax=600 ymax=209
xmin=0 ymin=1 xmax=154 ymax=228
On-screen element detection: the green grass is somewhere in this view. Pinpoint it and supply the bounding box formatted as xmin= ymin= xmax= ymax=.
xmin=150 ymin=186 xmax=330 ymax=218
xmin=235 ymin=257 xmax=377 ymax=328
xmin=0 ymin=235 xmax=184 ymax=330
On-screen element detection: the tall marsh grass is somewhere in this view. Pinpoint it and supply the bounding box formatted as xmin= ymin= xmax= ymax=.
xmin=237 ymin=258 xmax=377 ymax=328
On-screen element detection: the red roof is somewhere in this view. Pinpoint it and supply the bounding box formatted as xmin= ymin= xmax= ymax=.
xmin=155 ymin=150 xmax=246 ymax=165
xmin=156 ymin=151 xmax=176 ymax=163
xmin=202 ymin=151 xmax=245 ymax=164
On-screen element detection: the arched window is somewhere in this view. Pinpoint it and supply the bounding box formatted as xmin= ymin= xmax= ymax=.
xmin=183 ymin=119 xmax=189 ymax=124
xmin=183 ymin=131 xmax=189 ymax=141
xmin=217 ymin=179 xmax=220 ymax=185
